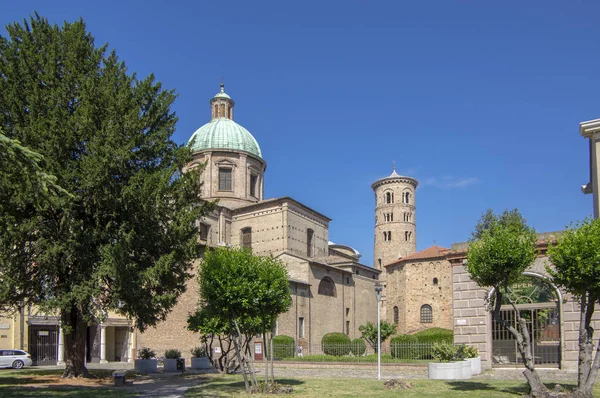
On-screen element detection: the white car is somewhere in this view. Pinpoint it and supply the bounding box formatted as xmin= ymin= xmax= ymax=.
xmin=0 ymin=350 xmax=33 ymax=369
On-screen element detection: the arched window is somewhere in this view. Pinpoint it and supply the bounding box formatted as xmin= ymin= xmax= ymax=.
xmin=403 ymin=191 xmax=411 ymax=204
xmin=385 ymin=192 xmax=392 ymax=204
xmin=433 ymin=277 xmax=439 ymax=286
xmin=318 ymin=277 xmax=336 ymax=297
xmin=393 ymin=306 xmax=399 ymax=325
xmin=378 ymin=258 xmax=382 ymax=268
xmin=420 ymin=304 xmax=433 ymax=323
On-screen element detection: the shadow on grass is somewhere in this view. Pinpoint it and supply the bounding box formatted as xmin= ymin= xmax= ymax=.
xmin=185 ymin=376 xmax=305 ymax=397
xmin=0 ymin=386 xmax=133 ymax=397
xmin=447 ymin=381 xmax=530 ymax=395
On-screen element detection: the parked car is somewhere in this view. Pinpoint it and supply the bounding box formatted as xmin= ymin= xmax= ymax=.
xmin=0 ymin=350 xmax=33 ymax=369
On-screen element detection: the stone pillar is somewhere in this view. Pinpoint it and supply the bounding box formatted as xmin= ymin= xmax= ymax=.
xmin=129 ymin=328 xmax=137 ymax=363
xmin=57 ymin=326 xmax=65 ymax=365
xmin=580 ymin=119 xmax=600 ymax=218
xmin=100 ymin=324 xmax=108 ymax=363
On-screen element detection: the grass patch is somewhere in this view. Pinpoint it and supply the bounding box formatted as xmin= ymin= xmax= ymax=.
xmin=185 ymin=375 xmax=600 ymax=397
xmin=0 ymin=368 xmax=135 ymax=397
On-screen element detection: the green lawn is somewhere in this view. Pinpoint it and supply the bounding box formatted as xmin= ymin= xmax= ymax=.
xmin=0 ymin=369 xmax=135 ymax=397
xmin=184 ymin=375 xmax=600 ymax=398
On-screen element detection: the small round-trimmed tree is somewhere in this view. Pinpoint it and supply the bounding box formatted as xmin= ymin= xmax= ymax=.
xmin=272 ymin=335 xmax=295 ymax=359
xmin=321 ymin=332 xmax=351 ymax=356
xmin=350 ymin=338 xmax=366 ymax=356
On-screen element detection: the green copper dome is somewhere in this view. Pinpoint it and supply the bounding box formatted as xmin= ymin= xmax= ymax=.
xmin=188 ymin=118 xmax=262 ymax=158
xmin=188 ymin=84 xmax=262 ymax=159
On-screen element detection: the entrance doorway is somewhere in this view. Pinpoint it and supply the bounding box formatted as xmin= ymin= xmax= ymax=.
xmin=491 ymin=276 xmax=560 ymax=367
xmin=28 ymin=325 xmax=58 ymax=366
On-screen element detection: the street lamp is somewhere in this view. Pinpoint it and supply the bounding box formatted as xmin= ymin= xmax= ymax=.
xmin=375 ymin=284 xmax=383 ymax=380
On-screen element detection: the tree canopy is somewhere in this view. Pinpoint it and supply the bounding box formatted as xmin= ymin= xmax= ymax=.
xmin=466 ymin=209 xmax=546 ymax=396
xmin=548 ymin=218 xmax=600 ymax=397
xmin=189 ymin=247 xmax=292 ymax=391
xmin=359 ymin=321 xmax=396 ymax=352
xmin=0 ymin=14 xmax=213 ymax=376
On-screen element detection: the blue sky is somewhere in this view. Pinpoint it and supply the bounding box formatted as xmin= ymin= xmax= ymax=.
xmin=3 ymin=1 xmax=599 ymax=266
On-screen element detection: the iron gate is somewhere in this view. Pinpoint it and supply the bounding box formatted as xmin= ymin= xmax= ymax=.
xmin=28 ymin=325 xmax=58 ymax=366
xmin=492 ymin=304 xmax=560 ymax=367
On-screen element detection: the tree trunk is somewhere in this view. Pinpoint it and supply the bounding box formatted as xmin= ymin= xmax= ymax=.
xmin=576 ymin=293 xmax=600 ymax=397
xmin=61 ymin=306 xmax=90 ymax=378
xmin=494 ymin=288 xmax=547 ymax=397
xmin=262 ymin=331 xmax=268 ymax=385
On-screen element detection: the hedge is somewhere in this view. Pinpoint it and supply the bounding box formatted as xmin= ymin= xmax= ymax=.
xmin=350 ymin=338 xmax=366 ymax=356
xmin=321 ymin=332 xmax=351 ymax=356
xmin=271 ymin=335 xmax=295 ymax=359
xmin=390 ymin=328 xmax=453 ymax=359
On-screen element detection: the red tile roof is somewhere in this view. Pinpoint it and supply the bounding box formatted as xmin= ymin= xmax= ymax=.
xmin=384 ymin=245 xmax=450 ymax=267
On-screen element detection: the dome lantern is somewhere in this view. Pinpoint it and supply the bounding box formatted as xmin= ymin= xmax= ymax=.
xmin=211 ymin=83 xmax=235 ymax=120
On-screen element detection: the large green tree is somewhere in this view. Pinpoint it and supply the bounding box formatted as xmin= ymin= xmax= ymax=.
xmin=0 ymin=15 xmax=213 ymax=377
xmin=548 ymin=218 xmax=600 ymax=398
xmin=189 ymin=247 xmax=292 ymax=392
xmin=466 ymin=209 xmax=547 ymax=396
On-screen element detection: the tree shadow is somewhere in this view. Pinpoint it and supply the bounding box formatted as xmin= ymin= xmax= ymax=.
xmin=185 ymin=376 xmax=305 ymax=397
xmin=447 ymin=380 xmax=531 ymax=395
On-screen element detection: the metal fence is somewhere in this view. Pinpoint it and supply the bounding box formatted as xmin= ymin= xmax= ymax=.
xmin=267 ymin=343 xmax=434 ymax=362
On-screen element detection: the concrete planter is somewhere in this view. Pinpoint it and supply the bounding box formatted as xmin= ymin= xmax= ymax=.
xmin=466 ymin=356 xmax=481 ymax=375
xmin=134 ymin=359 xmax=157 ymax=373
xmin=460 ymin=360 xmax=472 ymax=379
xmin=191 ymin=357 xmax=211 ymax=369
xmin=163 ymin=358 xmax=178 ymax=372
xmin=429 ymin=361 xmax=472 ymax=380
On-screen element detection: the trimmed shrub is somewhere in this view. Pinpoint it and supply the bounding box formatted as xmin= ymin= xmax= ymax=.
xmin=321 ymin=332 xmax=351 ymax=356
xmin=432 ymin=342 xmax=456 ymax=362
xmin=164 ymin=349 xmax=181 ymax=359
xmin=390 ymin=334 xmax=419 ymax=359
xmin=464 ymin=345 xmax=479 ymax=358
xmin=350 ymin=338 xmax=366 ymax=356
xmin=138 ymin=347 xmax=156 ymax=360
xmin=413 ymin=328 xmax=453 ymax=344
xmin=271 ymin=335 xmax=295 ymax=359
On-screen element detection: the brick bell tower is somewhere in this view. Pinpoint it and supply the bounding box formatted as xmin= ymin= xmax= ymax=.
xmin=372 ymin=166 xmax=418 ymax=277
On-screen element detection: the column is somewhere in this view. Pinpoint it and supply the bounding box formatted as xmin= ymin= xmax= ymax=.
xmin=57 ymin=326 xmax=65 ymax=365
xmin=581 ymin=119 xmax=600 ymax=218
xmin=100 ymin=324 xmax=108 ymax=363
xmin=129 ymin=327 xmax=136 ymax=363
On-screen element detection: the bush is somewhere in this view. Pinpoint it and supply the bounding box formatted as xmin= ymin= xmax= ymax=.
xmin=464 ymin=345 xmax=478 ymax=358
xmin=321 ymin=333 xmax=351 ymax=356
xmin=350 ymin=339 xmax=366 ymax=356
xmin=190 ymin=347 xmax=207 ymax=357
xmin=272 ymin=335 xmax=295 ymax=359
xmin=390 ymin=334 xmax=419 ymax=359
xmin=413 ymin=328 xmax=453 ymax=344
xmin=138 ymin=347 xmax=156 ymax=360
xmin=164 ymin=349 xmax=181 ymax=359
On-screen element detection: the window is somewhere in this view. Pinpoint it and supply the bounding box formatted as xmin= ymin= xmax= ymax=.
xmin=378 ymin=258 xmax=382 ymax=268
xmin=384 ymin=231 xmax=392 ymax=241
xmin=199 ymin=223 xmax=210 ymax=241
xmin=218 ymin=168 xmax=232 ymax=191
xmin=241 ymin=227 xmax=252 ymax=249
xmin=404 ymin=212 xmax=412 ymax=222
xmin=385 ymin=191 xmax=394 ymax=204
xmin=405 ymin=231 xmax=412 ymax=242
xmin=403 ymin=191 xmax=411 ymax=204
xmin=393 ymin=306 xmax=399 ymax=325
xmin=250 ymin=174 xmax=258 ymax=197
xmin=433 ymin=277 xmax=439 ymax=286
xmin=346 ymin=308 xmax=350 ymax=317
xmin=318 ymin=276 xmax=336 ymax=297
xmin=307 ymin=229 xmax=314 ymax=257
xmin=420 ymin=304 xmax=433 ymax=323
xmin=384 ymin=213 xmax=394 ymax=222
xmin=298 ymin=317 xmax=304 ymax=338
xmin=346 ymin=321 xmax=350 ymax=335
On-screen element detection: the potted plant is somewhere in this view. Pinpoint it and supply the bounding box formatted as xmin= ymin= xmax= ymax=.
xmin=190 ymin=347 xmax=211 ymax=369
xmin=464 ymin=345 xmax=481 ymax=375
xmin=428 ymin=343 xmax=471 ymax=380
xmin=163 ymin=349 xmax=182 ymax=372
xmin=134 ymin=347 xmax=157 ymax=373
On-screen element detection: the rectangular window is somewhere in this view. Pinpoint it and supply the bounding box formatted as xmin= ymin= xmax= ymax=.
xmin=298 ymin=317 xmax=304 ymax=338
xmin=346 ymin=307 xmax=350 ymax=317
xmin=199 ymin=223 xmax=210 ymax=241
xmin=241 ymin=228 xmax=252 ymax=250
xmin=250 ymin=174 xmax=258 ymax=197
xmin=218 ymin=168 xmax=232 ymax=191
xmin=346 ymin=321 xmax=350 ymax=335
